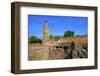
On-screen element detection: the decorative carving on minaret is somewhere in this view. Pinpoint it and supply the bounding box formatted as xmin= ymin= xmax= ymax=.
xmin=42 ymin=20 xmax=50 ymax=45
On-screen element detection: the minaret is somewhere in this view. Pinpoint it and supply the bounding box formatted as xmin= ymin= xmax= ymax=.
xmin=43 ymin=20 xmax=49 ymax=45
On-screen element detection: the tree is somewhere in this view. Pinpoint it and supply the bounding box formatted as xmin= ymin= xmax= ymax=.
xmin=54 ymin=36 xmax=61 ymax=41
xmin=49 ymin=34 xmax=55 ymax=40
xmin=76 ymin=35 xmax=80 ymax=37
xmin=49 ymin=34 xmax=62 ymax=41
xmin=64 ymin=31 xmax=74 ymax=37
xmin=29 ymin=36 xmax=42 ymax=43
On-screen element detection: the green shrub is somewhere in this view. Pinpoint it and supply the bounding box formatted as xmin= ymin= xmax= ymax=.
xmin=29 ymin=36 xmax=42 ymax=43
xmin=64 ymin=31 xmax=74 ymax=37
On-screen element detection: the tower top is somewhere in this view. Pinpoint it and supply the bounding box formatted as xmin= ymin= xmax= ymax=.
xmin=45 ymin=20 xmax=48 ymax=23
xmin=44 ymin=20 xmax=48 ymax=28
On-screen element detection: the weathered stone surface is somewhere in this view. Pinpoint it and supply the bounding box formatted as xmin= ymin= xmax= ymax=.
xmin=28 ymin=45 xmax=49 ymax=60
xmin=28 ymin=43 xmax=88 ymax=60
xmin=64 ymin=44 xmax=88 ymax=59
xmin=49 ymin=48 xmax=65 ymax=59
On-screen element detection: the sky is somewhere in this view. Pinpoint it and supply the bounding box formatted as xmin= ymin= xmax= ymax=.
xmin=28 ymin=15 xmax=88 ymax=39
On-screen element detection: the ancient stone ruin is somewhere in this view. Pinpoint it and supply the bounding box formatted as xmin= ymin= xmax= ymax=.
xmin=28 ymin=21 xmax=88 ymax=60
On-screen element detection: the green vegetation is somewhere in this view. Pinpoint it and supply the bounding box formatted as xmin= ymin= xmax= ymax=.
xmin=64 ymin=31 xmax=74 ymax=37
xmin=49 ymin=34 xmax=61 ymax=41
xmin=76 ymin=34 xmax=87 ymax=37
xmin=29 ymin=36 xmax=42 ymax=43
xmin=49 ymin=34 xmax=55 ymax=41
xmin=29 ymin=30 xmax=87 ymax=43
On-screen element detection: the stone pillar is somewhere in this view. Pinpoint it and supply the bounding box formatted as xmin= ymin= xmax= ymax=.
xmin=42 ymin=20 xmax=50 ymax=46
xmin=41 ymin=20 xmax=50 ymax=60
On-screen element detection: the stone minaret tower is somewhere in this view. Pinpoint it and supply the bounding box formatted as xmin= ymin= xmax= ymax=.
xmin=42 ymin=20 xmax=50 ymax=45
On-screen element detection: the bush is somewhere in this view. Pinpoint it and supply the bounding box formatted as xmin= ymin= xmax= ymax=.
xmin=64 ymin=31 xmax=74 ymax=37
xmin=29 ymin=36 xmax=42 ymax=43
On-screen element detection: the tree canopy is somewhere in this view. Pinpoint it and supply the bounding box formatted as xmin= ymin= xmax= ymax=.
xmin=29 ymin=36 xmax=42 ymax=43
xmin=64 ymin=31 xmax=74 ymax=37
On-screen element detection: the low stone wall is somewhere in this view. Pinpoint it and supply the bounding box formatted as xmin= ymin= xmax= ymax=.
xmin=28 ymin=45 xmax=49 ymax=60
xmin=28 ymin=43 xmax=88 ymax=60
